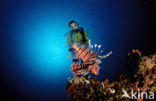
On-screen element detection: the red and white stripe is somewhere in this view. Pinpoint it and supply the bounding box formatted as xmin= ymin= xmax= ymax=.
xmin=71 ymin=62 xmax=86 ymax=75
xmin=71 ymin=44 xmax=100 ymax=75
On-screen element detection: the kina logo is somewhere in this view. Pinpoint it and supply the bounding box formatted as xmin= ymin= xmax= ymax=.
xmin=122 ymin=88 xmax=154 ymax=100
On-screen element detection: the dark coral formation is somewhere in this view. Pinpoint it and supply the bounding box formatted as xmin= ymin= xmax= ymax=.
xmin=66 ymin=50 xmax=156 ymax=101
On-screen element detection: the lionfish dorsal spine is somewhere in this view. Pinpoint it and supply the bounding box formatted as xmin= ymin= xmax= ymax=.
xmin=95 ymin=45 xmax=101 ymax=54
xmin=97 ymin=50 xmax=103 ymax=56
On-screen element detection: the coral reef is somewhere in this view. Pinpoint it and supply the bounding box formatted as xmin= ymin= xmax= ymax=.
xmin=66 ymin=50 xmax=156 ymax=101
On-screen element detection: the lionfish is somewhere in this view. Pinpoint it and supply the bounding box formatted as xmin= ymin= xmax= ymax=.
xmin=70 ymin=41 xmax=112 ymax=75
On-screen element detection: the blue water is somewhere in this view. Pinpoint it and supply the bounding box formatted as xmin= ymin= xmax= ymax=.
xmin=1 ymin=0 xmax=152 ymax=101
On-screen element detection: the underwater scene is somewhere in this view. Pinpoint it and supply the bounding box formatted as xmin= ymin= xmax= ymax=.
xmin=1 ymin=0 xmax=156 ymax=101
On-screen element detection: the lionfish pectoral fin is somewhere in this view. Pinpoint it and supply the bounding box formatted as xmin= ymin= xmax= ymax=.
xmin=101 ymin=51 xmax=112 ymax=59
